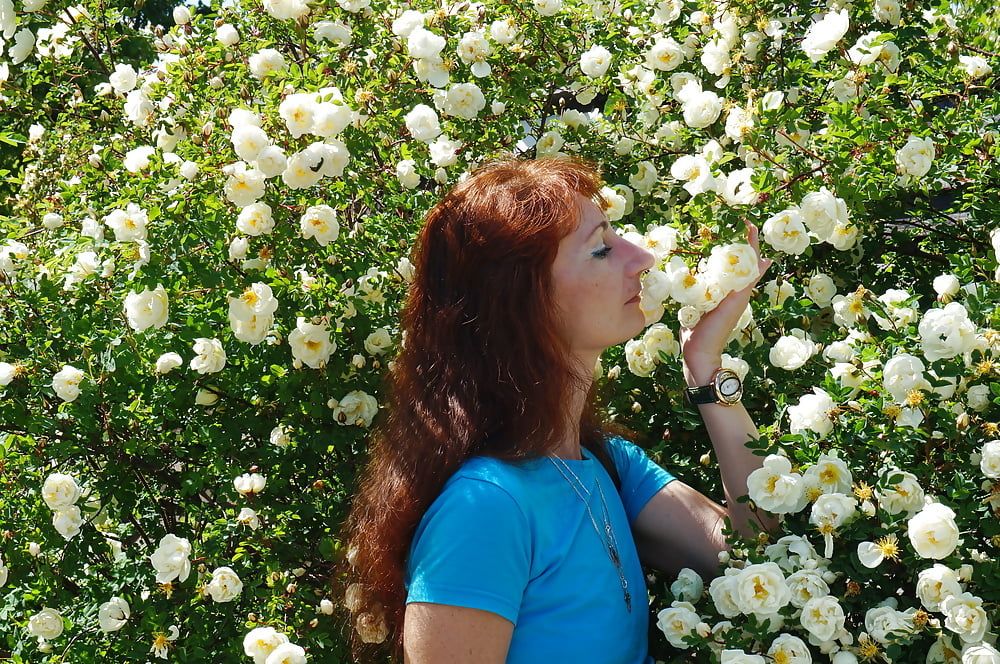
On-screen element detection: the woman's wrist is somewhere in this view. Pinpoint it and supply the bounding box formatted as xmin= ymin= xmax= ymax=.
xmin=682 ymin=353 xmax=723 ymax=387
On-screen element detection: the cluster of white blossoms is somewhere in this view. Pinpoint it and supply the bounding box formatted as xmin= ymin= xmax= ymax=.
xmin=624 ymin=323 xmax=681 ymax=377
xmin=660 ymin=481 xmax=997 ymax=661
xmin=762 ymin=188 xmax=858 ymax=255
xmin=242 ymin=626 xmax=308 ymax=663
xmin=42 ymin=472 xmax=84 ymax=541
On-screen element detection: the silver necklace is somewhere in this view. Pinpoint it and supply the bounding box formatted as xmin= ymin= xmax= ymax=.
xmin=548 ymin=455 xmax=632 ymax=612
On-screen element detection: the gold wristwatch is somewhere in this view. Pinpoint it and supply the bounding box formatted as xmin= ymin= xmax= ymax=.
xmin=683 ymin=367 xmax=743 ymax=406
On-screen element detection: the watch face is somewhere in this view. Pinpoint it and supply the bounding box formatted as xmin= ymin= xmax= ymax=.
xmin=719 ymin=376 xmax=741 ymax=397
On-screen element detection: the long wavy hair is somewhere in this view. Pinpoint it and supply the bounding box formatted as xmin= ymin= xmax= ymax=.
xmin=342 ymin=154 xmax=636 ymax=656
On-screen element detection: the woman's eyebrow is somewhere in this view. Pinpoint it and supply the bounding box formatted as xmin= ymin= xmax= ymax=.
xmin=587 ymin=220 xmax=608 ymax=239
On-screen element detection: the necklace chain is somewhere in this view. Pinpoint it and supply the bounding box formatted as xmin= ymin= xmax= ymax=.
xmin=548 ymin=455 xmax=632 ymax=612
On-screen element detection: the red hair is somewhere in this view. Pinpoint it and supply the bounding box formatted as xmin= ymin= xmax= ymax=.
xmin=341 ymin=155 xmax=636 ymax=656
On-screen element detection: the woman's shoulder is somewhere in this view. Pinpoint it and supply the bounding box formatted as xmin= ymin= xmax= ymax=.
xmin=441 ymin=455 xmax=545 ymax=506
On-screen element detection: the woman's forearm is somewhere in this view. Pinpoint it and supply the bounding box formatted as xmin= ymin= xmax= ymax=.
xmin=683 ymin=355 xmax=779 ymax=539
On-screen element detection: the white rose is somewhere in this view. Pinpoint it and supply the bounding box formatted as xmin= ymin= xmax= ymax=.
xmin=216 ymin=23 xmax=239 ymax=46
xmin=979 ymin=441 xmax=1000 ymax=479
xmin=762 ymin=208 xmax=810 ymax=255
xmin=709 ymin=573 xmax=742 ymax=618
xmin=255 ymin=146 xmax=287 ymax=179
xmin=124 ymin=285 xmax=169 ymax=332
xmin=721 ymin=354 xmax=750 ymax=383
xmin=718 ymin=168 xmax=758 ymax=206
xmin=896 ymin=135 xmax=935 ymax=178
xmin=941 ymin=592 xmax=989 ymax=643
xmin=877 ymin=468 xmax=926 ymax=515
xmin=42 ymin=472 xmax=81 ymax=509
xmin=266 ymin=642 xmax=307 ymax=663
xmin=801 ymin=9 xmax=849 ymax=61
xmin=704 ymin=243 xmax=759 ymax=293
xmin=967 ymin=385 xmax=990 ymax=412
xmin=919 ymin=302 xmax=978 ymax=362
xmin=123 ymin=145 xmax=154 ymax=173
xmin=767 ymin=634 xmax=811 ymax=664
xmin=747 ymin=455 xmax=807 ymax=514
xmin=243 ymin=626 xmax=290 ymax=664
xmin=656 ymin=600 xmax=703 ymax=648
xmin=800 ymin=187 xmax=849 ymax=243
xmin=916 ymin=564 xmax=963 ymax=611
xmin=224 ymin=162 xmax=266 ymax=207
xmin=682 ymin=86 xmax=723 ymax=129
xmin=580 ymin=44 xmax=612 ymax=77
xmin=625 ymin=339 xmax=655 ymax=377
xmin=237 ymin=507 xmax=261 ymax=530
xmin=289 ymin=317 xmax=335 ymax=369
xmin=646 ymin=36 xmax=686 ymax=71
xmin=733 ymin=562 xmax=791 ymax=619
xmin=109 ymin=63 xmax=138 ymax=93
xmin=231 ymin=125 xmax=271 ymax=163
xmin=865 ymin=605 xmax=917 ymax=645
xmin=180 ymin=160 xmax=199 ymax=180
xmin=396 ymin=159 xmax=420 ymax=189
xmin=803 ymin=452 xmax=852 ymax=495
xmin=52 ymin=365 xmax=85 ymax=402
xmin=643 ymin=324 xmax=679 ymax=361
xmin=805 ymin=273 xmax=836 ymax=307
xmin=149 ymin=533 xmax=192 ymax=583
xmin=364 ymin=328 xmax=393 ymax=356
xmin=599 ymin=185 xmax=627 ymax=221
xmin=406 ymin=27 xmax=446 ymax=59
xmin=670 ymin=154 xmax=716 ymax=197
xmin=234 ymin=473 xmax=266 ymax=496
xmin=98 ymin=597 xmax=130 ymax=632
xmin=263 ymin=0 xmax=309 ymax=21
xmin=205 ymin=566 xmax=244 ymax=603
xmin=0 ymin=361 xmax=18 ymax=386
xmin=721 ymin=650 xmax=765 ymax=664
xmin=281 ymin=149 xmax=322 ymax=190
xmin=279 ymin=93 xmax=317 ymax=139
xmin=444 ymin=82 xmax=486 ymax=120
xmin=958 ymin=55 xmax=993 ymax=79
xmin=249 ymin=48 xmax=288 ymax=78
xmin=52 ymin=505 xmax=83 ymax=540
xmin=190 ymin=338 xmax=226 ymax=374
xmin=799 ymin=596 xmax=846 ymax=642
xmin=810 ymin=492 xmax=857 ymax=531
xmin=786 ymin=569 xmax=830 ymax=608
xmin=787 ymin=387 xmax=836 ymax=439
xmin=300 ymin=205 xmax=340 ymax=247
xmin=172 ymin=5 xmax=191 ymax=24
xmin=332 ymin=390 xmax=379 ymax=427
xmin=670 ymin=568 xmax=704 ymax=603
xmin=908 ymin=502 xmax=960 ymax=559
xmin=404 ymin=104 xmax=441 ymax=142
xmin=236 ymin=202 xmax=275 ymax=237
xmin=429 ymin=135 xmax=462 ymax=167
xmin=873 ymin=0 xmax=900 ymax=24
xmin=882 ymin=354 xmax=931 ymax=404
xmin=27 ymin=607 xmax=64 ymax=640
xmin=962 ymin=643 xmax=1000 ymax=664
xmin=769 ymin=330 xmax=817 ymax=370
xmin=153 ymin=352 xmax=183 ymax=374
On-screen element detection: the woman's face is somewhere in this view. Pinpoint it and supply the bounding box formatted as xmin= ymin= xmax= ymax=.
xmin=550 ymin=194 xmax=656 ymax=368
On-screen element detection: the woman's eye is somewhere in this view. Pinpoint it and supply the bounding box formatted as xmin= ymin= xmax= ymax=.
xmin=592 ymin=245 xmax=612 ymax=259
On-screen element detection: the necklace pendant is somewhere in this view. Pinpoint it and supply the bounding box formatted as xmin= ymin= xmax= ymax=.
xmin=609 ymin=545 xmax=620 ymax=566
xmin=624 ymin=589 xmax=632 ymax=612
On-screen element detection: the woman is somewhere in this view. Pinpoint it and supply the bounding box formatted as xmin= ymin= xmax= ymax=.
xmin=344 ymin=155 xmax=776 ymax=662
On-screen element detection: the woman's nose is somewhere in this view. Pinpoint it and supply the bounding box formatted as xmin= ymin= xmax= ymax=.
xmin=630 ymin=244 xmax=656 ymax=276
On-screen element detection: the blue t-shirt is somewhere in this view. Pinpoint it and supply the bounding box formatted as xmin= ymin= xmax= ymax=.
xmin=404 ymin=436 xmax=677 ymax=663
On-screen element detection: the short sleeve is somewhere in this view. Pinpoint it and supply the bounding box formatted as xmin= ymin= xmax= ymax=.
xmin=405 ymin=477 xmax=531 ymax=625
xmin=606 ymin=436 xmax=677 ymax=525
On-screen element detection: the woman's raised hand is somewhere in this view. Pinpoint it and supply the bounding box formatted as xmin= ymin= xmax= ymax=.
xmin=679 ymin=220 xmax=774 ymax=365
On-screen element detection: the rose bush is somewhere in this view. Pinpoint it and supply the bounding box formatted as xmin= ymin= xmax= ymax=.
xmin=0 ymin=0 xmax=997 ymax=660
